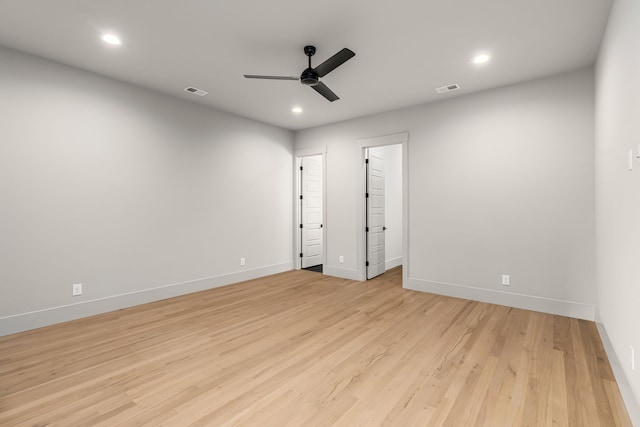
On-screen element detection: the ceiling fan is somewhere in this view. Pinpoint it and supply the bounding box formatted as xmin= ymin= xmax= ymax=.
xmin=244 ymin=45 xmax=355 ymax=102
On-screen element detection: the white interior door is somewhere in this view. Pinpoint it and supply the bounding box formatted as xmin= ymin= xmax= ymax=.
xmin=301 ymin=155 xmax=323 ymax=268
xmin=366 ymin=149 xmax=385 ymax=279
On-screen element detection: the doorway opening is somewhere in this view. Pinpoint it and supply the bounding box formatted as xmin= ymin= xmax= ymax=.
xmin=295 ymin=148 xmax=326 ymax=272
xmin=357 ymin=133 xmax=408 ymax=281
xmin=365 ymin=145 xmax=402 ymax=279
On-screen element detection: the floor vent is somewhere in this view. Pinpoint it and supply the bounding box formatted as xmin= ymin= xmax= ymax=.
xmin=435 ymin=84 xmax=460 ymax=94
xmin=184 ymin=86 xmax=209 ymax=96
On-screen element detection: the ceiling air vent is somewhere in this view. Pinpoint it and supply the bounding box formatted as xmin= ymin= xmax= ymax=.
xmin=435 ymin=84 xmax=460 ymax=94
xmin=184 ymin=86 xmax=208 ymax=96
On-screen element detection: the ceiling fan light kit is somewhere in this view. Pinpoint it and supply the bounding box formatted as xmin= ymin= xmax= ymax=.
xmin=244 ymin=45 xmax=355 ymax=102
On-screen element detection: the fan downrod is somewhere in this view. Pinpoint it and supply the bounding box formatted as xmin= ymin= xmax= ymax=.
xmin=301 ymin=45 xmax=318 ymax=86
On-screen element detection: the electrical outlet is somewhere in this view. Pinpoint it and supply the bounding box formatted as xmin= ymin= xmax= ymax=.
xmin=501 ymin=275 xmax=510 ymax=286
xmin=240 ymin=257 xmax=245 ymax=266
xmin=72 ymin=283 xmax=82 ymax=296
xmin=632 ymin=345 xmax=635 ymax=371
xmin=339 ymin=255 xmax=344 ymax=264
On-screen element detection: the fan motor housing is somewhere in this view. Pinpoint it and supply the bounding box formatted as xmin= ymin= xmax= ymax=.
xmin=300 ymin=68 xmax=318 ymax=86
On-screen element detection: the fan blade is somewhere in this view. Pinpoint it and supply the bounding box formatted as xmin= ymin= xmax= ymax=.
xmin=314 ymin=48 xmax=355 ymax=77
xmin=244 ymin=75 xmax=299 ymax=80
xmin=311 ymin=82 xmax=339 ymax=102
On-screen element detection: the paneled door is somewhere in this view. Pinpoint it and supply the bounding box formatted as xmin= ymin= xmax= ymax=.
xmin=301 ymin=155 xmax=323 ymax=268
xmin=366 ymin=149 xmax=385 ymax=279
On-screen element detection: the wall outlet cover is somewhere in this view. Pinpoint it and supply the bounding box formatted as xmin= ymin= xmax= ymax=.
xmin=501 ymin=275 xmax=510 ymax=286
xmin=72 ymin=283 xmax=82 ymax=296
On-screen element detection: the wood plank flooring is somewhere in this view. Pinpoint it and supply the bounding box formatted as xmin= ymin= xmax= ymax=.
xmin=0 ymin=267 xmax=632 ymax=426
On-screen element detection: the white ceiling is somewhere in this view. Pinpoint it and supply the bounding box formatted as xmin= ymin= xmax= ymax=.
xmin=0 ymin=0 xmax=612 ymax=131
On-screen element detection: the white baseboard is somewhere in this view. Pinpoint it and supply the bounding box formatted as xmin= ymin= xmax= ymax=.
xmin=385 ymin=257 xmax=403 ymax=270
xmin=0 ymin=261 xmax=294 ymax=337
xmin=404 ymin=277 xmax=595 ymax=321
xmin=323 ymin=265 xmax=361 ymax=281
xmin=596 ymin=322 xmax=640 ymax=425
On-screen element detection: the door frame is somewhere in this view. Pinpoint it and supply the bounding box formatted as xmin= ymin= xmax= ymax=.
xmin=294 ymin=146 xmax=327 ymax=270
xmin=356 ymin=132 xmax=409 ymax=281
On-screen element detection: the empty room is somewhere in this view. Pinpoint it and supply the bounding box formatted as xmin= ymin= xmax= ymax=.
xmin=1 ymin=0 xmax=639 ymax=425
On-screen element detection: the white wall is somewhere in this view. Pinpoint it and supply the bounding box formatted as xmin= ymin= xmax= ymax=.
xmin=0 ymin=46 xmax=295 ymax=335
xmin=369 ymin=145 xmax=402 ymax=269
xmin=595 ymin=0 xmax=640 ymax=407
xmin=296 ymin=67 xmax=596 ymax=319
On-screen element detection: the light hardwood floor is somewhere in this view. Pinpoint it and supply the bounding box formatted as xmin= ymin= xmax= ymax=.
xmin=0 ymin=267 xmax=632 ymax=426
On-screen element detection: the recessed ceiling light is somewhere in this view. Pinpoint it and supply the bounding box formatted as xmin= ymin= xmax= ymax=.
xmin=473 ymin=54 xmax=490 ymax=64
xmin=292 ymin=107 xmax=303 ymax=114
xmin=101 ymin=34 xmax=122 ymax=46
